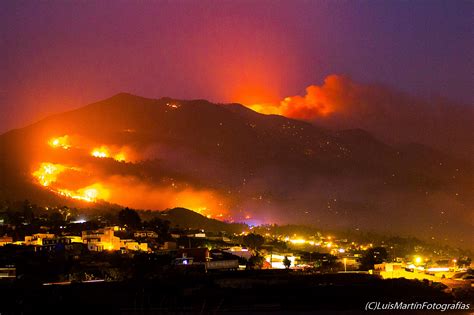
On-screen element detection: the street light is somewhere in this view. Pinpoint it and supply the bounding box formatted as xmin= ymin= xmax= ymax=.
xmin=343 ymin=258 xmax=347 ymax=272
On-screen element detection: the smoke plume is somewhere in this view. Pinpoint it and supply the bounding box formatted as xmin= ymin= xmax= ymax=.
xmin=248 ymin=74 xmax=473 ymax=160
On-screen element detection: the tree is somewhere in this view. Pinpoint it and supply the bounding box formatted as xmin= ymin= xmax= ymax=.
xmin=118 ymin=208 xmax=141 ymax=229
xmin=283 ymin=256 xmax=291 ymax=269
xmin=5 ymin=209 xmax=22 ymax=226
xmin=49 ymin=211 xmax=64 ymax=226
xmin=311 ymin=253 xmax=340 ymax=272
xmin=456 ymin=256 xmax=472 ymax=268
xmin=243 ymin=233 xmax=265 ymax=250
xmin=360 ymin=247 xmax=388 ymax=270
xmin=144 ymin=217 xmax=170 ymax=241
xmin=22 ymin=200 xmax=35 ymax=224
xmin=247 ymin=254 xmax=265 ymax=270
xmin=267 ymin=239 xmax=288 ymax=251
xmin=58 ymin=206 xmax=73 ymax=222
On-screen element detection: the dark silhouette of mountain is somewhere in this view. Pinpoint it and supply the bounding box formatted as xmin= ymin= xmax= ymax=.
xmin=156 ymin=207 xmax=247 ymax=233
xmin=0 ymin=93 xmax=472 ymax=248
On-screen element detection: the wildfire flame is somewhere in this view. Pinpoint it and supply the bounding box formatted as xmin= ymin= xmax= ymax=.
xmin=91 ymin=146 xmax=127 ymax=162
xmin=48 ymin=135 xmax=71 ymax=149
xmin=113 ymin=152 xmax=126 ymax=162
xmin=33 ymin=136 xmax=227 ymax=213
xmin=32 ymin=162 xmax=108 ymax=203
xmin=91 ymin=146 xmax=109 ymax=158
xmin=57 ymin=183 xmax=109 ymax=202
xmin=32 ymin=162 xmax=67 ymax=186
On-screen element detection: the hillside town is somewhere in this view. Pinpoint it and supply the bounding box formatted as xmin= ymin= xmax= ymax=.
xmin=0 ymin=203 xmax=472 ymax=294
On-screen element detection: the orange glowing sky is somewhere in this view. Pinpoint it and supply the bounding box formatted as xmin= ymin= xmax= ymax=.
xmin=1 ymin=1 xmax=472 ymax=135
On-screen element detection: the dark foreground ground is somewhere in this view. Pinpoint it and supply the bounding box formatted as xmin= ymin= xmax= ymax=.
xmin=0 ymin=271 xmax=472 ymax=314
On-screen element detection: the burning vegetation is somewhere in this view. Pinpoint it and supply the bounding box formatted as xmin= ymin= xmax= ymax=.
xmin=32 ymin=135 xmax=228 ymax=217
xmin=31 ymin=162 xmax=108 ymax=203
xmin=32 ymin=162 xmax=68 ymax=187
xmin=56 ymin=183 xmax=109 ymax=203
xmin=48 ymin=135 xmax=71 ymax=150
xmin=48 ymin=135 xmax=130 ymax=162
xmin=91 ymin=146 xmax=127 ymax=162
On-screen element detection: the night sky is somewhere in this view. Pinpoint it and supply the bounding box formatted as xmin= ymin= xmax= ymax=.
xmin=1 ymin=1 xmax=472 ymax=134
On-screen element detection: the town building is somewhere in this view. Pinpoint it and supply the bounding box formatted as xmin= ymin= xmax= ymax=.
xmin=119 ymin=239 xmax=148 ymax=252
xmin=24 ymin=233 xmax=55 ymax=246
xmin=133 ymin=230 xmax=159 ymax=238
xmin=0 ymin=265 xmax=16 ymax=279
xmin=82 ymin=227 xmax=121 ymax=251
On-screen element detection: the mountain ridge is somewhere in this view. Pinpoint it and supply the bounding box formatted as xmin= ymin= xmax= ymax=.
xmin=0 ymin=93 xmax=472 ymax=248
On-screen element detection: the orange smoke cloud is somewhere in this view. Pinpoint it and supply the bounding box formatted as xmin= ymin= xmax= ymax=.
xmin=246 ymin=74 xmax=473 ymax=159
xmin=248 ymin=74 xmax=358 ymax=120
xmin=103 ymin=175 xmax=228 ymax=217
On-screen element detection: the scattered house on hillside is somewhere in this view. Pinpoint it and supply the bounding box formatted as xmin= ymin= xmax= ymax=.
xmin=24 ymin=233 xmax=55 ymax=246
xmin=338 ymin=256 xmax=361 ymax=270
xmin=35 ymin=236 xmax=85 ymax=253
xmin=133 ymin=230 xmax=159 ymax=238
xmin=177 ymin=247 xmax=210 ymax=263
xmin=174 ymin=248 xmax=239 ymax=271
xmin=264 ymin=252 xmax=296 ymax=269
xmin=82 ymin=227 xmax=121 ymax=251
xmin=160 ymin=241 xmax=177 ymax=250
xmin=0 ymin=265 xmax=16 ymax=279
xmin=223 ymin=246 xmax=252 ymax=260
xmin=374 ymin=262 xmax=403 ymax=272
xmin=120 ymin=239 xmax=148 ymax=252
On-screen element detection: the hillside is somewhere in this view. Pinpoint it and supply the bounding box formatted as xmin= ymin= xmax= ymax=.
xmin=147 ymin=207 xmax=247 ymax=234
xmin=0 ymin=93 xmax=472 ymax=248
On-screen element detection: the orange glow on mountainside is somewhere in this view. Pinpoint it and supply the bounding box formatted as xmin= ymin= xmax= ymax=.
xmin=32 ymin=162 xmax=68 ymax=187
xmin=48 ymin=135 xmax=71 ymax=149
xmin=91 ymin=146 xmax=128 ymax=162
xmin=32 ymin=162 xmax=109 ymax=203
xmin=57 ymin=183 xmax=110 ymax=203
xmin=31 ymin=134 xmax=229 ymax=216
xmin=91 ymin=146 xmax=109 ymax=158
